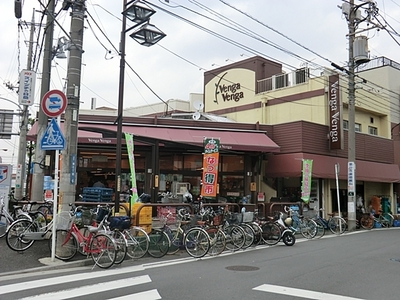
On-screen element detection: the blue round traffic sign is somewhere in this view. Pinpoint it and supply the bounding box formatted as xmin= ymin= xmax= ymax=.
xmin=41 ymin=89 xmax=67 ymax=117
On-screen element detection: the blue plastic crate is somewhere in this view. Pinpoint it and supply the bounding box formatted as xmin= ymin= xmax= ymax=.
xmin=83 ymin=187 xmax=113 ymax=196
xmin=393 ymin=220 xmax=400 ymax=227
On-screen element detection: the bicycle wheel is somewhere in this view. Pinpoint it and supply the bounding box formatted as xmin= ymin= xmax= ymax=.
xmin=125 ymin=227 xmax=149 ymax=259
xmin=314 ymin=219 xmax=325 ymax=239
xmin=261 ymin=222 xmax=281 ymax=246
xmin=206 ymin=226 xmax=226 ymax=256
xmin=0 ymin=213 xmax=10 ymax=238
xmin=300 ymin=218 xmax=317 ymax=239
xmin=6 ymin=219 xmax=37 ymax=251
xmin=224 ymin=224 xmax=246 ymax=251
xmin=381 ymin=214 xmax=394 ymax=227
xmin=184 ymin=227 xmax=210 ymax=258
xmin=249 ymin=222 xmax=263 ymax=245
xmin=360 ymin=215 xmax=374 ymax=229
xmin=147 ymin=229 xmax=170 ymax=258
xmin=30 ymin=211 xmax=47 ymax=231
xmin=90 ymin=233 xmax=117 ymax=269
xmin=50 ymin=230 xmax=78 ymax=261
xmin=37 ymin=205 xmax=53 ymax=222
xmin=328 ymin=217 xmax=347 ymax=234
xmin=240 ymin=223 xmax=255 ymax=249
xmin=111 ymin=230 xmax=127 ymax=264
xmin=167 ymin=228 xmax=183 ymax=255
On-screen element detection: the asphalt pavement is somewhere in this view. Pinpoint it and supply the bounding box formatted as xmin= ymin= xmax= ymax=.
xmin=0 ymin=237 xmax=91 ymax=275
xmin=0 ymin=235 xmax=190 ymax=276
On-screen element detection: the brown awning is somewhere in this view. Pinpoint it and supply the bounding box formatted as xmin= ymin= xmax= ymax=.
xmin=265 ymin=153 xmax=400 ymax=183
xmin=85 ymin=124 xmax=280 ymax=153
xmin=28 ymin=122 xmax=280 ymax=153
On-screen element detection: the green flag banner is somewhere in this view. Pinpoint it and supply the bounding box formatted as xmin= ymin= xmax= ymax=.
xmin=301 ymin=159 xmax=313 ymax=203
xmin=125 ymin=133 xmax=138 ymax=205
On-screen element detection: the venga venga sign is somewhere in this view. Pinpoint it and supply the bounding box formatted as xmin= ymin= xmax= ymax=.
xmin=328 ymin=74 xmax=343 ymax=150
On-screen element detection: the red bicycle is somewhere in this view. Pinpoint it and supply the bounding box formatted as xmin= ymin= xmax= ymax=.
xmin=49 ymin=205 xmax=117 ymax=269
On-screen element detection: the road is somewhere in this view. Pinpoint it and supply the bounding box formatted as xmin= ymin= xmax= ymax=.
xmin=0 ymin=228 xmax=399 ymax=299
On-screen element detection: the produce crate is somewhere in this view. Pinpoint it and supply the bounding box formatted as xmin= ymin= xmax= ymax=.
xmin=82 ymin=194 xmax=113 ymax=202
xmin=82 ymin=187 xmax=114 ymax=202
xmin=83 ymin=187 xmax=113 ymax=196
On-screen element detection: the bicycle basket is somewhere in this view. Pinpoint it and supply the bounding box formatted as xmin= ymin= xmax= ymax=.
xmin=96 ymin=207 xmax=110 ymax=223
xmin=56 ymin=211 xmax=73 ymax=230
xmin=81 ymin=208 xmax=96 ymax=226
xmin=109 ymin=216 xmax=131 ymax=230
xmin=212 ymin=214 xmax=223 ymax=226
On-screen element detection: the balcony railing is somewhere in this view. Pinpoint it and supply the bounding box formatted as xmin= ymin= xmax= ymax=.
xmin=257 ymin=68 xmax=310 ymax=94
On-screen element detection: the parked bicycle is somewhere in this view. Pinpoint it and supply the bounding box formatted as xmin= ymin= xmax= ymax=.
xmin=50 ymin=205 xmax=118 ymax=269
xmin=0 ymin=196 xmax=32 ymax=238
xmin=154 ymin=207 xmax=211 ymax=258
xmin=284 ymin=205 xmax=317 ymax=239
xmin=359 ymin=209 xmax=394 ymax=229
xmin=311 ymin=208 xmax=347 ymax=238
xmin=96 ymin=205 xmax=150 ymax=263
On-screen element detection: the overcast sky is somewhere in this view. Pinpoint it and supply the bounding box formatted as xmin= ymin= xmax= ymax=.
xmin=1 ymin=0 xmax=400 ymax=165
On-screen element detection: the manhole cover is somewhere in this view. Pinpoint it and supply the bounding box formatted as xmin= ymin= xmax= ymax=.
xmin=390 ymin=258 xmax=400 ymax=262
xmin=225 ymin=265 xmax=260 ymax=271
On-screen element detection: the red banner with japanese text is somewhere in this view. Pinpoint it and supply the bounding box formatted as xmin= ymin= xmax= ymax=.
xmin=201 ymin=138 xmax=220 ymax=197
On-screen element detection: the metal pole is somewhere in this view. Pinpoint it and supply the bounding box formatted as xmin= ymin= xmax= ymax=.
xmin=115 ymin=0 xmax=128 ymax=214
xmin=15 ymin=9 xmax=35 ymax=200
xmin=347 ymin=0 xmax=357 ymax=231
xmin=59 ymin=0 xmax=86 ymax=212
xmin=31 ymin=0 xmax=55 ymax=202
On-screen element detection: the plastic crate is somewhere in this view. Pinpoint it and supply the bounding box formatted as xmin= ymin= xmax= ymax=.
xmin=393 ymin=220 xmax=400 ymax=227
xmin=83 ymin=187 xmax=113 ymax=196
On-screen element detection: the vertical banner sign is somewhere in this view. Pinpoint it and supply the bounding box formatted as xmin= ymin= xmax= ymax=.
xmin=328 ymin=74 xmax=343 ymax=150
xmin=301 ymin=159 xmax=313 ymax=203
xmin=125 ymin=133 xmax=138 ymax=205
xmin=201 ymin=138 xmax=220 ymax=197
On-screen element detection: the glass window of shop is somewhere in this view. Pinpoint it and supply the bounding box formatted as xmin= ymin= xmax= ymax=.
xmin=219 ymin=155 xmax=245 ymax=202
xmin=157 ymin=153 xmax=245 ymax=201
xmin=77 ymin=150 xmax=146 ymax=199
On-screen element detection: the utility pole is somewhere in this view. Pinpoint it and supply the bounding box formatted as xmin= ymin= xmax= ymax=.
xmin=59 ymin=0 xmax=86 ymax=212
xmin=347 ymin=0 xmax=357 ymax=231
xmin=31 ymin=0 xmax=55 ymax=202
xmin=15 ymin=9 xmax=35 ymax=200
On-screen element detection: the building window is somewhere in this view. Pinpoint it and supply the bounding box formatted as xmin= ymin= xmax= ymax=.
xmin=343 ymin=120 xmax=361 ymax=132
xmin=368 ymin=126 xmax=378 ymax=135
xmin=370 ymin=117 xmax=374 ymax=124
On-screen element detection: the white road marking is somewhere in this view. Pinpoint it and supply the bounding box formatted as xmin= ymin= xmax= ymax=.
xmin=253 ymin=284 xmax=365 ymax=300
xmin=19 ymin=275 xmax=152 ymax=300
xmin=109 ymin=289 xmax=161 ymax=300
xmin=0 ymin=264 xmax=144 ymax=295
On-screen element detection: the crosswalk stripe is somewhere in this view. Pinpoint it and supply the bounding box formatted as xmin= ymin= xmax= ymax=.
xmin=0 ymin=265 xmax=145 ymax=295
xmin=109 ymin=289 xmax=161 ymax=300
xmin=18 ymin=275 xmax=152 ymax=300
xmin=253 ymin=284 xmax=364 ymax=300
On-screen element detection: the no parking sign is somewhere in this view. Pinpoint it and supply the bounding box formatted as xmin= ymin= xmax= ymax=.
xmin=41 ymin=89 xmax=67 ymax=117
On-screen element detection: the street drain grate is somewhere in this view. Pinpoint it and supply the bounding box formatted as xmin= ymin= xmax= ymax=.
xmin=390 ymin=258 xmax=400 ymax=262
xmin=225 ymin=265 xmax=260 ymax=271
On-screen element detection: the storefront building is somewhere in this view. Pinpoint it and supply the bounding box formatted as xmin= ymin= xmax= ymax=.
xmin=28 ymin=114 xmax=280 ymax=205
xmin=203 ymin=56 xmax=400 ymax=216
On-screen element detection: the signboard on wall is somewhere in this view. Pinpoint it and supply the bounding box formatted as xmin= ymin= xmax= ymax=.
xmin=201 ymin=138 xmax=220 ymax=198
xmin=328 ymin=74 xmax=343 ymax=150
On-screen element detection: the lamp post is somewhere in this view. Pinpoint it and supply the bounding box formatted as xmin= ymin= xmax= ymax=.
xmin=115 ymin=0 xmax=165 ymax=213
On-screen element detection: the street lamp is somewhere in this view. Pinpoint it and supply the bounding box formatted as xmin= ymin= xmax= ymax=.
xmin=115 ymin=0 xmax=166 ymax=213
